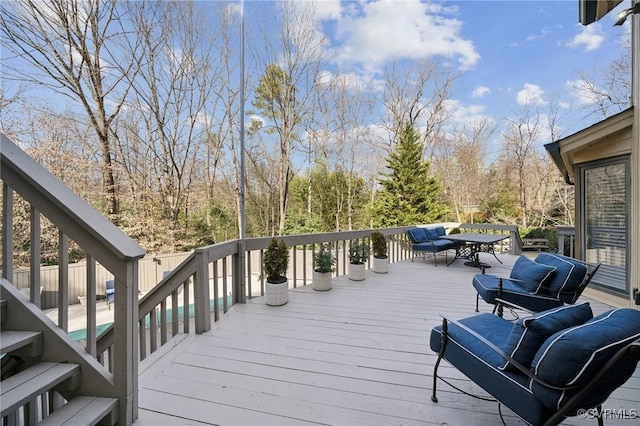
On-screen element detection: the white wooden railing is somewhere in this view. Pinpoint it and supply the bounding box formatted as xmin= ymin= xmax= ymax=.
xmin=97 ymin=229 xmax=417 ymax=361
xmin=556 ymin=225 xmax=576 ymax=257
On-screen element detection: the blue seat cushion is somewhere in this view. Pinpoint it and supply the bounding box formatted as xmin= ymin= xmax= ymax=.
xmin=431 ymin=313 xmax=513 ymax=369
xmin=412 ymin=239 xmax=452 ymax=253
xmin=500 ymin=303 xmax=592 ymax=371
xmin=530 ymin=308 xmax=640 ymax=412
xmin=431 ymin=314 xmax=553 ymax=425
xmin=509 ymin=256 xmax=556 ymax=292
xmin=534 ymin=253 xmax=588 ymax=302
xmin=473 ymin=274 xmax=565 ymax=312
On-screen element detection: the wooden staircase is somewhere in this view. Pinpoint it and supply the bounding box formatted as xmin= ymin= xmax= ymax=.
xmin=1 ymin=298 xmax=118 ymax=425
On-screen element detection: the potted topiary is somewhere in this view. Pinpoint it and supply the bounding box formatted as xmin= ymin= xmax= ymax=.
xmin=348 ymin=240 xmax=369 ymax=281
xmin=263 ymin=238 xmax=289 ymax=306
xmin=371 ymin=231 xmax=389 ymax=274
xmin=313 ymin=245 xmax=335 ymax=291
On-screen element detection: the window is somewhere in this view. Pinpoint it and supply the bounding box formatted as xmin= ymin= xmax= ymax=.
xmin=580 ymin=156 xmax=629 ymax=294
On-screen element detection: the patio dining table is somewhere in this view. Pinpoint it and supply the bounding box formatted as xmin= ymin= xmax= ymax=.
xmin=441 ymin=233 xmax=508 ymax=270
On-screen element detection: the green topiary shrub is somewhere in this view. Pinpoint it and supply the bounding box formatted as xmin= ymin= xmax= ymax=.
xmin=263 ymin=238 xmax=289 ymax=283
xmin=371 ymin=231 xmax=387 ymax=258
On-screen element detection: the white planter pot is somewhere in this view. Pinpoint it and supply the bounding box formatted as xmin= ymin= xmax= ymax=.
xmin=348 ymin=263 xmax=366 ymax=281
xmin=265 ymin=280 xmax=289 ymax=306
xmin=312 ymin=270 xmax=332 ymax=291
xmin=372 ymin=256 xmax=389 ymax=274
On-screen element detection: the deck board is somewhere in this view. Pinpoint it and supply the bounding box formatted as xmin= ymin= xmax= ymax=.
xmin=137 ymin=254 xmax=639 ymax=425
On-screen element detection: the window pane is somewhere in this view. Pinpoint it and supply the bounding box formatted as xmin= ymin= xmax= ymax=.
xmin=584 ymin=162 xmax=627 ymax=292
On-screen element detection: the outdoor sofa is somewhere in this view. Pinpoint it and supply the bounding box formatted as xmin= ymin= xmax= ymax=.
xmin=406 ymin=226 xmax=457 ymax=266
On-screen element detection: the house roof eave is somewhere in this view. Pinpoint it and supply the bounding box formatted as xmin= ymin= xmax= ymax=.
xmin=544 ymin=106 xmax=634 ymax=183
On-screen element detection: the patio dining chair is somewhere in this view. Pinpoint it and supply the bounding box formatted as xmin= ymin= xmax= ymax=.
xmin=105 ymin=279 xmax=115 ymax=310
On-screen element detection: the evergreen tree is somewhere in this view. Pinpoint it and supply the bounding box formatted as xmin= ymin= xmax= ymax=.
xmin=372 ymin=123 xmax=445 ymax=226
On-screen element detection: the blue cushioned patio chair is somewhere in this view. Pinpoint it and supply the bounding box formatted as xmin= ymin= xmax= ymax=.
xmin=105 ymin=279 xmax=115 ymax=310
xmin=473 ymin=253 xmax=600 ymax=316
xmin=430 ymin=305 xmax=640 ymax=426
xmin=406 ymin=226 xmax=457 ymax=266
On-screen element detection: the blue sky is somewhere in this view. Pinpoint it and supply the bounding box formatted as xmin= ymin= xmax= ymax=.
xmin=286 ymin=0 xmax=632 ymax=142
xmin=2 ymin=0 xmax=631 ymax=153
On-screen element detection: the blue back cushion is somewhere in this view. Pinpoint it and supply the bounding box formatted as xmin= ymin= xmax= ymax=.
xmin=423 ymin=227 xmax=439 ymax=241
xmin=407 ymin=228 xmax=427 ymax=243
xmin=530 ymin=309 xmax=640 ymax=411
xmin=509 ymin=256 xmax=556 ymax=292
xmin=534 ymin=253 xmax=588 ymax=301
xmin=434 ymin=226 xmax=446 ymax=237
xmin=500 ymin=303 xmax=592 ymax=372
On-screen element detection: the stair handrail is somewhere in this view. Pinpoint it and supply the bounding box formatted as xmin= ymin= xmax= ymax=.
xmin=1 ymin=134 xmax=145 ymax=426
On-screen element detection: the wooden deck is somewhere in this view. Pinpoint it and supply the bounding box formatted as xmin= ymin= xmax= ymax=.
xmin=133 ymin=254 xmax=640 ymax=425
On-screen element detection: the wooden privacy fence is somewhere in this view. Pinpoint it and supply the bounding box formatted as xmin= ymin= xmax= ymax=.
xmin=12 ymin=252 xmax=190 ymax=309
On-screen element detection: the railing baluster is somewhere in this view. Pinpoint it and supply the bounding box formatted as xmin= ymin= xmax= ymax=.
xmin=292 ymin=247 xmax=297 ymax=288
xmin=58 ymin=232 xmax=69 ymax=331
xmin=303 ymin=245 xmax=308 ymax=283
xmin=171 ymin=288 xmax=179 ymax=336
xmin=212 ymin=263 xmax=219 ymax=321
xmin=30 ymin=206 xmax=41 ymax=308
xmin=86 ymin=256 xmax=97 ymax=356
xmin=139 ymin=320 xmax=147 ymax=360
xmin=2 ymin=182 xmax=14 ymax=280
xmin=160 ymin=299 xmax=167 ymax=345
xmin=217 ymin=261 xmax=225 ymax=314
xmin=150 ymin=308 xmax=157 ymax=353
xmin=246 ymin=251 xmax=252 ymax=301
xmin=221 ymin=260 xmax=228 ymax=309
xmin=183 ymin=280 xmax=190 ymax=334
xmin=260 ymin=250 xmax=265 ymax=295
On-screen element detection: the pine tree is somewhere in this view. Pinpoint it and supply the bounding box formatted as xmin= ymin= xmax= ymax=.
xmin=372 ymin=123 xmax=444 ymax=227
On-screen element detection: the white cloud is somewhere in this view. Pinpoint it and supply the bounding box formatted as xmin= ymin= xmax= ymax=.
xmin=443 ymin=99 xmax=493 ymax=127
xmin=567 ymin=23 xmax=604 ymax=52
xmin=313 ymin=0 xmax=342 ymax=20
xmin=516 ymin=83 xmax=546 ymax=106
xmin=525 ymin=27 xmax=549 ymax=42
xmin=471 ymin=85 xmax=491 ymax=98
xmin=565 ymin=79 xmax=605 ymax=106
xmin=330 ymin=0 xmax=480 ymax=71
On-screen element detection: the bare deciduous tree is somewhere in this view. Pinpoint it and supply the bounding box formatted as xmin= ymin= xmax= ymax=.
xmin=435 ymin=118 xmax=495 ymax=222
xmin=380 ymin=60 xmax=456 ymax=160
xmin=0 ymin=0 xmax=139 ymax=222
xmin=116 ymin=0 xmax=215 ymax=248
xmin=251 ymin=0 xmax=326 ymax=235
xmin=501 ymin=105 xmax=545 ymax=227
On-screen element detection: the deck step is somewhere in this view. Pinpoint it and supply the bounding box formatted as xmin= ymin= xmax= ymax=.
xmin=1 ymin=330 xmax=43 ymax=355
xmin=1 ymin=362 xmax=80 ymax=416
xmin=38 ymin=395 xmax=119 ymax=426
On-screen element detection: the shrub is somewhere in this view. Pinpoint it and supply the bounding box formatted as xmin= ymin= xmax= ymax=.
xmin=263 ymin=238 xmax=289 ymax=283
xmin=313 ymin=246 xmax=335 ymax=273
xmin=371 ymin=231 xmax=387 ymax=258
xmin=349 ymin=241 xmax=370 ymax=264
